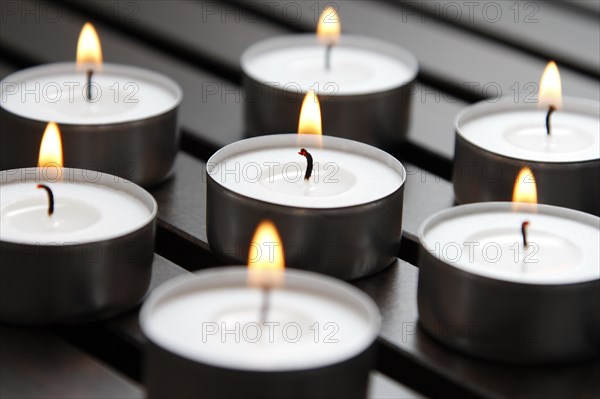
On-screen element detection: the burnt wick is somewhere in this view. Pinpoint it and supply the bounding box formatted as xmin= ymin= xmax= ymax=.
xmin=298 ymin=148 xmax=314 ymax=181
xmin=545 ymin=105 xmax=556 ymax=136
xmin=521 ymin=221 xmax=530 ymax=248
xmin=259 ymin=287 xmax=271 ymax=325
xmin=37 ymin=184 xmax=55 ymax=216
xmin=86 ymin=69 xmax=93 ymax=101
xmin=325 ymin=44 xmax=333 ymax=70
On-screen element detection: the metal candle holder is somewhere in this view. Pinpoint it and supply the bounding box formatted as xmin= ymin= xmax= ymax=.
xmin=0 ymin=168 xmax=157 ymax=324
xmin=417 ymin=203 xmax=600 ymax=364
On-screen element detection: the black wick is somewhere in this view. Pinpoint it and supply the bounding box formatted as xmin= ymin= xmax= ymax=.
xmin=259 ymin=287 xmax=271 ymax=325
xmin=521 ymin=221 xmax=530 ymax=248
xmin=86 ymin=69 xmax=93 ymax=101
xmin=298 ymin=148 xmax=314 ymax=181
xmin=545 ymin=105 xmax=556 ymax=136
xmin=325 ymin=44 xmax=333 ymax=70
xmin=37 ymin=184 xmax=54 ymax=216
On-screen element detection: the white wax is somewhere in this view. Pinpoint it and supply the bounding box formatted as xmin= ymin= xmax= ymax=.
xmin=0 ymin=180 xmax=152 ymax=243
xmin=242 ymin=35 xmax=417 ymax=95
xmin=422 ymin=203 xmax=600 ymax=284
xmin=208 ymin=135 xmax=405 ymax=208
xmin=457 ymin=98 xmax=600 ymax=162
xmin=141 ymin=268 xmax=380 ymax=371
xmin=0 ymin=63 xmax=181 ymax=125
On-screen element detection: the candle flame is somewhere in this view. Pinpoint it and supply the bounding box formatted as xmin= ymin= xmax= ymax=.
xmin=38 ymin=122 xmax=63 ymax=168
xmin=512 ymin=167 xmax=538 ymax=206
xmin=77 ymin=23 xmax=103 ymax=71
xmin=539 ymin=61 xmax=562 ymax=110
xmin=317 ymin=7 xmax=340 ymax=45
xmin=298 ymin=90 xmax=322 ymax=136
xmin=247 ymin=221 xmax=285 ymax=289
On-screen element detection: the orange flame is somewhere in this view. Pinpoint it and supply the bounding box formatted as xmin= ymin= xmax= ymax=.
xmin=247 ymin=221 xmax=285 ymax=288
xmin=539 ymin=61 xmax=562 ymax=110
xmin=38 ymin=122 xmax=63 ymax=168
xmin=77 ymin=23 xmax=103 ymax=71
xmin=317 ymin=6 xmax=340 ymax=45
xmin=298 ymin=90 xmax=322 ymax=136
xmin=512 ymin=167 xmax=538 ymax=205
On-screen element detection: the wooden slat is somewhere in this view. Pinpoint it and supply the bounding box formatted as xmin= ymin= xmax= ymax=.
xmin=0 ymin=326 xmax=143 ymax=399
xmin=353 ymin=260 xmax=600 ymax=398
xmin=233 ymin=0 xmax=600 ymax=101
xmin=394 ymin=0 xmax=600 ymax=77
xmin=58 ymin=0 xmax=461 ymax=163
xmin=151 ymin=154 xmax=210 ymax=253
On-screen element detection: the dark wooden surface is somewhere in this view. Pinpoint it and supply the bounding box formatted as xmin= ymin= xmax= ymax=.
xmin=1 ymin=0 xmax=599 ymax=398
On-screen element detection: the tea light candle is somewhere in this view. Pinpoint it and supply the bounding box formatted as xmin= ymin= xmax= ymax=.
xmin=0 ymin=168 xmax=157 ymax=324
xmin=417 ymin=202 xmax=600 ymax=363
xmin=242 ymin=8 xmax=417 ymax=149
xmin=0 ymin=123 xmax=157 ymax=324
xmin=0 ymin=23 xmax=182 ymax=187
xmin=208 ymin=92 xmax=405 ymax=280
xmin=141 ymin=267 xmax=381 ymax=399
xmin=453 ymin=62 xmax=600 ymax=215
xmin=207 ymin=134 xmax=405 ymax=279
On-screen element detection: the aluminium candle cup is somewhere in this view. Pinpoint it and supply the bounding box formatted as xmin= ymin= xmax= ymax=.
xmin=206 ymin=134 xmax=406 ymax=280
xmin=140 ymin=267 xmax=381 ymax=399
xmin=417 ymin=203 xmax=600 ymax=364
xmin=0 ymin=168 xmax=157 ymax=324
xmin=0 ymin=63 xmax=182 ymax=187
xmin=453 ymin=98 xmax=600 ymax=215
xmin=241 ymin=35 xmax=418 ymax=150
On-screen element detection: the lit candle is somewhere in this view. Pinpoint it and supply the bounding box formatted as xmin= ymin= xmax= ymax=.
xmin=0 ymin=23 xmax=182 ymax=187
xmin=0 ymin=122 xmax=157 ymax=324
xmin=141 ymin=221 xmax=381 ymax=399
xmin=417 ymin=169 xmax=600 ymax=363
xmin=453 ymin=61 xmax=599 ymax=215
xmin=241 ymin=7 xmax=418 ymax=149
xmin=207 ymin=91 xmax=406 ymax=279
